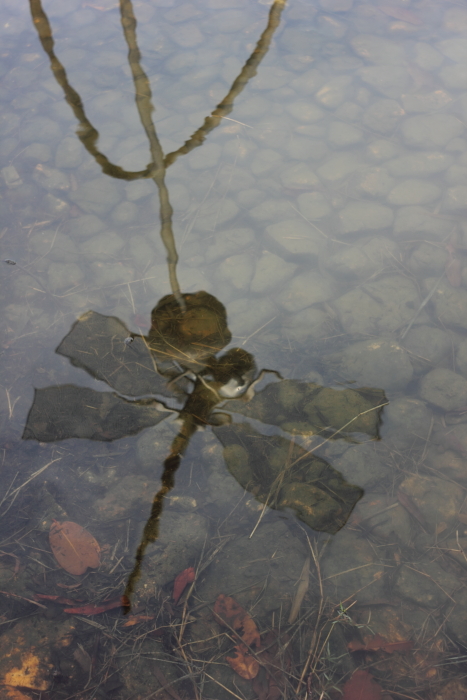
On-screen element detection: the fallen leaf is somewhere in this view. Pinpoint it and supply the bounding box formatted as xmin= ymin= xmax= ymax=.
xmin=49 ymin=520 xmax=100 ymax=575
xmin=214 ymin=594 xmax=261 ymax=648
xmin=64 ymin=595 xmax=129 ymax=615
xmin=348 ymin=633 xmax=413 ymax=654
xmin=122 ymin=614 xmax=156 ymax=627
xmin=342 ymin=669 xmax=382 ymax=700
xmin=378 ymin=5 xmax=422 ymax=24
xmin=2 ymin=687 xmax=32 ymax=700
xmin=253 ymin=630 xmax=291 ymax=700
xmin=226 ymin=644 xmax=259 ymax=680
xmin=34 ymin=593 xmax=83 ymax=606
xmin=172 ymin=567 xmax=195 ymax=604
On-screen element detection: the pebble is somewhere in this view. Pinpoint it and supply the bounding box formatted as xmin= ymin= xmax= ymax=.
xmin=353 ymin=166 xmax=396 ymax=197
xmin=281 ymin=307 xmax=331 ymax=342
xmin=280 ymin=162 xmax=321 ymax=189
xmin=337 ymin=201 xmax=394 ymax=233
xmin=66 ymin=214 xmax=106 ymax=239
xmin=188 ymin=142 xmax=221 ymax=170
xmin=291 ymin=68 xmax=326 ymax=95
xmin=193 ymin=198 xmax=238 ymax=230
xmin=48 ymin=262 xmax=84 ymax=292
xmin=420 ymin=368 xmax=467 ymax=411
xmin=393 ymin=206 xmax=454 ymax=240
xmin=402 ymin=114 xmax=464 ymax=149
xmin=1 ymin=165 xmax=22 ymax=188
xmin=276 ymin=272 xmax=337 ymax=312
xmin=265 ymin=218 xmax=323 ymax=257
xmin=328 ymin=121 xmax=363 ymax=147
xmin=402 ymin=325 xmax=451 ymax=373
xmin=111 ymin=201 xmax=137 ymax=225
xmin=315 ymin=75 xmax=354 ymax=108
xmin=330 ymin=443 xmax=389 ymax=490
xmin=325 ymin=337 xmax=414 ymax=391
xmin=70 ymin=177 xmax=121 ymax=215
xmin=457 ymin=339 xmax=467 ymax=377
xmin=445 ymin=165 xmax=467 ymax=186
xmin=402 ymin=90 xmax=452 ymax=114
xmin=351 ymin=33 xmax=407 ymax=65
xmin=249 ymin=198 xmax=293 ymax=221
xmin=387 ymin=178 xmax=440 ymax=205
xmin=399 ymin=473 xmax=463 ymax=530
xmin=30 ymin=230 xmax=78 ymax=263
xmin=287 ymin=135 xmax=328 ymax=161
xmin=21 ymin=142 xmax=52 ymax=163
xmin=408 ymin=243 xmax=448 ymax=276
xmin=381 ymin=397 xmax=432 ymax=448
xmin=437 ymin=38 xmax=467 ymax=63
xmin=358 ymin=65 xmax=411 ymax=99
xmin=298 ymin=192 xmax=331 ymax=220
xmin=443 ymin=185 xmax=467 ymax=211
xmin=387 ymin=151 xmax=453 ymax=177
xmin=326 ymin=235 xmax=397 ymax=279
xmin=424 ymin=277 xmax=467 ymax=330
xmin=367 ymin=139 xmax=400 ymax=161
xmin=414 ymin=42 xmax=444 ymax=71
xmin=214 ymin=253 xmax=255 ymax=291
xmin=252 ymin=66 xmax=293 ymax=91
xmin=250 ymin=148 xmax=282 ymax=176
xmin=320 ymin=0 xmax=353 ymax=11
xmin=285 ymin=100 xmax=325 ymax=123
xmin=363 ymin=98 xmax=405 ymax=133
xmin=19 ymin=116 xmax=61 ymax=143
xmin=81 ymin=231 xmax=124 ymax=261
xmin=43 ymin=193 xmax=70 ymax=219
xmin=205 ymin=227 xmax=255 ymax=263
xmin=226 ymin=296 xmax=277 ymax=336
xmin=332 ymin=275 xmax=424 ymax=336
xmin=439 ymin=64 xmax=467 ymax=91
xmin=32 ymin=164 xmax=69 ymax=191
xmin=318 ymin=152 xmax=363 ymax=181
xmin=250 ymin=251 xmax=296 ymax=294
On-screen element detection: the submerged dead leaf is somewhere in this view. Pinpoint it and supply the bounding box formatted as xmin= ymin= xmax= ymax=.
xmin=49 ymin=520 xmax=100 ymax=575
xmin=213 ymin=594 xmax=261 ymax=648
xmin=348 ymin=633 xmax=413 ymax=654
xmin=226 ymin=644 xmax=259 ymax=680
xmin=172 ymin=566 xmax=195 ymax=603
xmin=342 ymin=669 xmax=382 ymax=700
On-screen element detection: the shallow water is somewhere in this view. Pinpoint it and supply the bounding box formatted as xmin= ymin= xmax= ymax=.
xmin=1 ymin=0 xmax=467 ymax=697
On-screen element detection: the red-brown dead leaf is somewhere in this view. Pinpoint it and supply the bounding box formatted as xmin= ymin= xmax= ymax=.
xmin=49 ymin=520 xmax=100 ymax=575
xmin=348 ymin=633 xmax=413 ymax=654
xmin=122 ymin=614 xmax=156 ymax=627
xmin=64 ymin=595 xmax=129 ymax=615
xmin=172 ymin=567 xmax=195 ymax=604
xmin=378 ymin=5 xmax=422 ymax=24
xmin=34 ymin=593 xmax=83 ymax=606
xmin=342 ymin=669 xmax=382 ymax=700
xmin=213 ymin=594 xmax=261 ymax=648
xmin=226 ymin=644 xmax=259 ymax=680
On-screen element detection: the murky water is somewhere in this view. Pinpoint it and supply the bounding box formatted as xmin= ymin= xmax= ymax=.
xmin=1 ymin=0 xmax=467 ymax=697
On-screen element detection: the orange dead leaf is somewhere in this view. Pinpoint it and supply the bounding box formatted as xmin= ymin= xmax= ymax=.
xmin=226 ymin=644 xmax=259 ymax=680
xmin=2 ymin=687 xmax=32 ymax=700
xmin=342 ymin=669 xmax=382 ymax=700
xmin=348 ymin=633 xmax=413 ymax=654
xmin=213 ymin=594 xmax=260 ymax=648
xmin=49 ymin=520 xmax=100 ymax=575
xmin=122 ymin=614 xmax=156 ymax=627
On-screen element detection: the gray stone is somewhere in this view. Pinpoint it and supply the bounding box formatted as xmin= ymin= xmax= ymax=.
xmin=443 ymin=185 xmax=467 ymax=211
xmin=439 ymin=64 xmax=467 ymax=91
xmin=351 ymin=33 xmax=407 ymax=65
xmin=322 ymin=530 xmax=386 ymax=604
xmin=394 ymin=559 xmax=460 ymax=608
xmin=399 ymin=473 xmax=463 ymax=530
xmin=381 ymin=397 xmax=432 ymax=448
xmin=387 ymin=152 xmax=453 ymax=177
xmin=226 ymin=297 xmax=277 ymax=337
xmin=363 ymin=98 xmax=405 ymax=133
xmin=358 ymin=65 xmax=410 ymax=99
xmin=387 ymin=179 xmax=440 ymax=205
xmin=215 ymin=253 xmax=255 ymax=291
xmin=408 ymin=243 xmax=448 ymax=276
xmin=48 ymin=262 xmax=84 ymax=292
xmin=70 ymin=177 xmax=121 ymax=215
xmin=55 ymin=136 xmax=83 ymax=168
xmin=402 ymin=90 xmax=452 ymax=113
xmin=420 ymin=368 xmax=467 ymax=411
xmin=320 ymin=0 xmax=353 ymax=10
xmin=315 ymin=75 xmax=354 ymax=109
xmin=30 ymin=229 xmax=78 ymax=263
xmin=1 ymin=165 xmax=22 ymax=188
xmin=265 ymin=218 xmax=323 ymax=257
xmin=22 ymin=142 xmax=52 ymax=163
xmin=280 ymin=162 xmax=321 ymax=190
xmin=366 ymin=139 xmax=401 ymax=161
xmin=318 ymin=152 xmax=363 ymax=181
xmin=352 ymin=167 xmax=396 ymax=197
xmin=298 ymin=192 xmax=331 ymax=220
xmin=445 ymin=165 xmax=467 ymax=186
xmin=205 ymin=227 xmax=255 ymax=263
xmin=33 ymin=164 xmax=69 ymax=192
xmin=414 ymin=42 xmax=444 ymax=70
xmin=250 ymin=251 xmax=297 ymax=294
xmin=111 ymin=200 xmax=137 ymax=225
xmin=285 ymin=101 xmax=325 ymax=123
xmin=337 ymin=201 xmax=394 ymax=234
xmin=393 ymin=206 xmax=454 ymax=240
xmin=403 ymin=325 xmax=451 ymax=372
xmin=281 ymin=307 xmax=332 ymax=342
xmin=457 ymin=339 xmax=467 ymax=377
xmin=423 ymin=276 xmax=467 ymax=329
xmin=326 ymin=236 xmax=397 ymax=279
xmin=291 ymin=68 xmax=326 ymax=95
xmin=401 ymin=114 xmax=463 ymax=149
xmin=250 ymin=148 xmax=282 ymax=176
xmin=330 ymin=443 xmax=390 ymax=490
xmin=66 ymin=214 xmax=106 ymax=239
xmin=80 ymin=230 xmax=124 ymax=260
xmin=325 ymin=337 xmax=413 ymax=391
xmin=328 ymin=121 xmax=363 ymax=147
xmin=276 ymin=272 xmax=337 ymax=312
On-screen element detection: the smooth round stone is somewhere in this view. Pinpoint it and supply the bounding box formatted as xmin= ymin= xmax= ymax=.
xmin=214 ymin=253 xmax=254 ymax=291
xmin=443 ymin=186 xmax=467 ymax=211
xmin=408 ymin=243 xmax=448 ymax=276
xmin=381 ymin=398 xmax=432 ymax=448
xmin=285 ymin=101 xmax=325 ymax=123
xmin=422 ymin=277 xmax=467 ymax=329
xmin=353 ymin=167 xmax=395 ymax=197
xmin=367 ymin=139 xmax=400 ymax=161
xmin=337 ymin=201 xmax=394 ymax=233
xmin=234 ymin=95 xmax=270 ymax=119
xmin=188 ymin=143 xmax=221 ymax=170
xmin=281 ymin=307 xmax=331 ymax=342
xmin=315 ymin=75 xmax=353 ymax=108
xmin=281 ymin=163 xmax=320 ymax=189
xmin=33 ymin=164 xmax=69 ymax=192
xmin=250 ymin=251 xmax=297 ymax=294
xmin=334 ymin=101 xmax=362 ymax=121
xmin=298 ymin=192 xmax=331 ymax=219
xmin=265 ymin=218 xmax=322 ymax=256
xmin=318 ymin=152 xmax=362 ymax=181
xmin=420 ymin=369 xmax=467 ymax=411
xmin=439 ymin=64 xmax=467 ymax=91
xmin=402 ymin=114 xmax=464 ymax=149
xmin=250 ymin=148 xmax=282 ymax=176
xmin=170 ymin=23 xmax=204 ymax=48
xmin=252 ymin=66 xmax=293 ymax=90
xmin=249 ymin=199 xmax=293 ymax=222
xmin=43 ymin=193 xmax=70 ymax=219
xmin=226 ymin=297 xmax=277 ymax=337
xmin=363 ymin=98 xmax=405 ymax=133
xmin=403 ymin=325 xmax=451 ymax=371
xmin=457 ymin=339 xmax=467 ymax=377
xmin=21 ymin=142 xmax=52 ymax=163
xmin=328 ymin=121 xmax=363 ymax=147
xmin=315 ymin=14 xmax=347 ymax=38
xmin=387 ymin=179 xmax=440 ymax=205
xmin=326 ymin=338 xmax=413 ymax=391
xmin=276 ymin=272 xmax=337 ymax=312
xmin=125 ymin=180 xmax=155 ymax=202
xmin=414 ymin=42 xmax=444 ymax=70
xmin=55 ymin=136 xmax=83 ymax=168
xmin=445 ymin=166 xmax=467 ymax=185
xmin=237 ymin=189 xmax=265 ymax=208
xmin=320 ymin=0 xmax=353 ymax=11
xmin=291 ymin=68 xmax=326 ymax=95
xmin=326 ymin=235 xmax=397 ymax=279
xmin=351 ymin=33 xmax=406 ymax=65
xmin=358 ymin=65 xmax=410 ymax=99
xmin=81 ymin=231 xmax=124 ymax=260
xmin=20 ymin=116 xmax=61 ymax=143
xmin=387 ymin=152 xmax=453 ymax=177
xmin=48 ymin=262 xmax=84 ymax=292
xmin=66 ymin=214 xmax=106 ymax=239
xmin=443 ymin=6 xmax=467 ymax=31
xmin=287 ymin=136 xmax=328 ymax=161
xmin=111 ymin=201 xmax=137 ymax=225
xmin=193 ymin=198 xmax=238 ymax=230
xmin=402 ymin=90 xmax=452 ymax=114
xmin=70 ymin=177 xmax=121 ymax=215
xmin=393 ymin=206 xmax=453 ymax=240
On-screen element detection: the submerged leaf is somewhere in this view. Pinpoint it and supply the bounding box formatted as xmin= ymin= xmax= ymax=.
xmin=64 ymin=596 xmax=129 ymax=615
xmin=342 ymin=669 xmax=382 ymax=700
xmin=49 ymin=520 xmax=100 ymax=575
xmin=226 ymin=644 xmax=259 ymax=680
xmin=172 ymin=566 xmax=196 ymax=603
xmin=348 ymin=633 xmax=413 ymax=654
xmin=214 ymin=594 xmax=261 ymax=648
